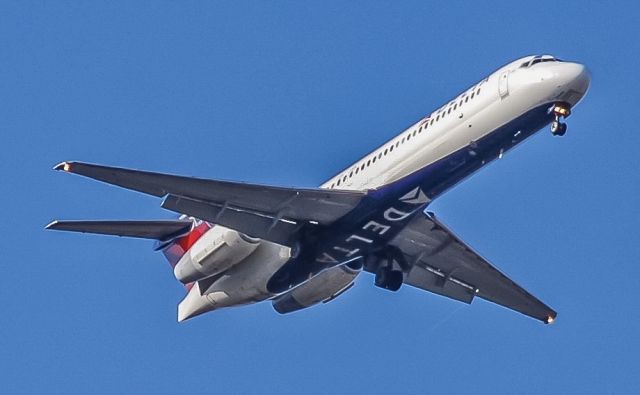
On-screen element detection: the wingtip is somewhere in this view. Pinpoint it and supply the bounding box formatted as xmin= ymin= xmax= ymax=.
xmin=45 ymin=220 xmax=59 ymax=230
xmin=53 ymin=161 xmax=73 ymax=172
xmin=545 ymin=313 xmax=557 ymax=325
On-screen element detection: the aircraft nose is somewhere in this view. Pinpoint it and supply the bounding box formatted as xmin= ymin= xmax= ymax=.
xmin=555 ymin=62 xmax=591 ymax=106
xmin=564 ymin=62 xmax=591 ymax=93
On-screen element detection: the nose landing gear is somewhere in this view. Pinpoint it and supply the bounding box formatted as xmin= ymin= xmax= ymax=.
xmin=551 ymin=103 xmax=571 ymax=136
xmin=551 ymin=120 xmax=567 ymax=136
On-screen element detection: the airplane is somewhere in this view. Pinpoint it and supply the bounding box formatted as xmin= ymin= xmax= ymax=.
xmin=47 ymin=55 xmax=590 ymax=324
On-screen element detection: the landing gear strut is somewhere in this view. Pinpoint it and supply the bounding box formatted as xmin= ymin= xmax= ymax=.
xmin=551 ymin=103 xmax=571 ymax=136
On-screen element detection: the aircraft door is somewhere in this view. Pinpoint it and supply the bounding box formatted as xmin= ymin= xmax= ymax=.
xmin=498 ymin=71 xmax=509 ymax=99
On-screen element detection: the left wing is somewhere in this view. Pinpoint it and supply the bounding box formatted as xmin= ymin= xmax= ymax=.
xmin=54 ymin=161 xmax=367 ymax=245
xmin=386 ymin=212 xmax=557 ymax=324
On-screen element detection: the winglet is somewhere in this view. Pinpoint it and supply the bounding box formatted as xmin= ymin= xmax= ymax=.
xmin=53 ymin=161 xmax=72 ymax=172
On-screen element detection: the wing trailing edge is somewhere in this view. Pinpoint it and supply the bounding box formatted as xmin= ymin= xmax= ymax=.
xmin=384 ymin=212 xmax=557 ymax=324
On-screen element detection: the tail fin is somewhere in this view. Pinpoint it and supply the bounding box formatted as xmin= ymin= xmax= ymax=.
xmin=158 ymin=220 xmax=211 ymax=268
xmin=158 ymin=220 xmax=212 ymax=292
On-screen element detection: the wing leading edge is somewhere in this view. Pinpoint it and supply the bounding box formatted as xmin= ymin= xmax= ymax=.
xmin=53 ymin=161 xmax=368 ymax=246
xmin=386 ymin=212 xmax=557 ymax=324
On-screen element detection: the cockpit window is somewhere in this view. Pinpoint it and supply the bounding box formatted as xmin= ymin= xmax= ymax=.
xmin=520 ymin=55 xmax=561 ymax=68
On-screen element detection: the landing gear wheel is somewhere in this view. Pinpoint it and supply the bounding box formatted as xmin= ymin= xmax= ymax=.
xmin=375 ymin=267 xmax=403 ymax=291
xmin=557 ymin=122 xmax=567 ymax=136
xmin=551 ymin=120 xmax=567 ymax=136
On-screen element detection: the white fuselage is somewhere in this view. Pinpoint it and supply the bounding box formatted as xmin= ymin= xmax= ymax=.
xmin=322 ymin=56 xmax=589 ymax=191
xmin=177 ymin=55 xmax=591 ymax=321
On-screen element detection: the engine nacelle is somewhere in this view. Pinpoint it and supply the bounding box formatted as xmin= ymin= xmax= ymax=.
xmin=174 ymin=226 xmax=259 ymax=283
xmin=272 ymin=263 xmax=360 ymax=314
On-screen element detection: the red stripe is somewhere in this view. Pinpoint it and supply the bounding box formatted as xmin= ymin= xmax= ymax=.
xmin=177 ymin=222 xmax=211 ymax=251
xmin=161 ymin=221 xmax=212 ymax=268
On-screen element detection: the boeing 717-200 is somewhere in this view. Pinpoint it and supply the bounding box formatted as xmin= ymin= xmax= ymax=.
xmin=47 ymin=55 xmax=590 ymax=323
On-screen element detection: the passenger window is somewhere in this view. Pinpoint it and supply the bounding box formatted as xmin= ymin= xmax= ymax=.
xmin=453 ymin=103 xmax=457 ymax=110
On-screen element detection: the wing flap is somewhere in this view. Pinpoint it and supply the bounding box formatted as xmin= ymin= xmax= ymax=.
xmin=404 ymin=264 xmax=475 ymax=304
xmin=45 ymin=220 xmax=193 ymax=241
xmin=161 ymin=195 xmax=300 ymax=247
xmin=55 ymin=161 xmax=365 ymax=224
xmin=389 ymin=212 xmax=556 ymax=324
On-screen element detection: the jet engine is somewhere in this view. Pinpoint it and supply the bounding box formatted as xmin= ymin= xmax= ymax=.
xmin=173 ymin=226 xmax=260 ymax=283
xmin=272 ymin=262 xmax=361 ymax=314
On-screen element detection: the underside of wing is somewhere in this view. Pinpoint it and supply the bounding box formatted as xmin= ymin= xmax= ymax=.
xmin=54 ymin=161 xmax=365 ymax=224
xmin=386 ymin=212 xmax=556 ymax=324
xmin=45 ymin=219 xmax=193 ymax=241
xmin=53 ymin=161 xmax=368 ymax=246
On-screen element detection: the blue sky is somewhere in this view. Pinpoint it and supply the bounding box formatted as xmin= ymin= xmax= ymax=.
xmin=2 ymin=1 xmax=639 ymax=393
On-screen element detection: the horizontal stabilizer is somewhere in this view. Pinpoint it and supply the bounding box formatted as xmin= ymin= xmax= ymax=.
xmin=45 ymin=220 xmax=193 ymax=241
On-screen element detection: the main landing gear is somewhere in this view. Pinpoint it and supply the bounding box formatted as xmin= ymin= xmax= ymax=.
xmin=370 ymin=248 xmax=407 ymax=292
xmin=551 ymin=103 xmax=571 ymax=137
xmin=375 ymin=266 xmax=404 ymax=291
